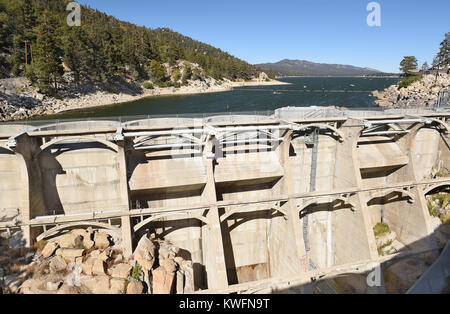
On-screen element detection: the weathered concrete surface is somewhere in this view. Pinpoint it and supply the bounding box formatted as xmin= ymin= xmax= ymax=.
xmin=0 ymin=107 xmax=449 ymax=293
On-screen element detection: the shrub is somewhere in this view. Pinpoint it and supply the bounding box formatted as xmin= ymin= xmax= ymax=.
xmin=142 ymin=82 xmax=154 ymax=89
xmin=398 ymin=75 xmax=422 ymax=89
xmin=171 ymin=68 xmax=181 ymax=82
xmin=428 ymin=202 xmax=438 ymax=217
xmin=131 ymin=263 xmax=142 ymax=281
xmin=373 ymin=222 xmax=390 ymax=237
xmin=148 ymin=60 xmax=167 ymax=83
xmin=158 ymin=81 xmax=171 ymax=88
xmin=378 ymin=239 xmax=394 ymax=256
xmin=436 ymin=171 xmax=448 ymax=178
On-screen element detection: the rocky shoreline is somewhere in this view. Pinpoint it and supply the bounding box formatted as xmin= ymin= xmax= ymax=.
xmin=371 ymin=73 xmax=449 ymax=108
xmin=0 ymin=76 xmax=289 ymax=122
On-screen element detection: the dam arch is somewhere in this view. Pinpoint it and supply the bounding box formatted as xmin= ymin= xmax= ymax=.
xmin=37 ymin=136 xmax=123 ymax=217
xmin=36 ymin=221 xmax=121 ymax=242
xmin=423 ymin=183 xmax=450 ymax=195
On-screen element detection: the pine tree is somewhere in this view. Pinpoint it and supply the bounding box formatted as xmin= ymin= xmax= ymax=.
xmin=439 ymin=32 xmax=449 ymax=68
xmin=0 ymin=0 xmax=260 ymax=85
xmin=0 ymin=2 xmax=10 ymax=77
xmin=33 ymin=11 xmax=64 ymax=94
xmin=62 ymin=25 xmax=91 ymax=86
xmin=399 ymin=56 xmax=418 ymax=75
xmin=148 ymin=60 xmax=166 ymax=83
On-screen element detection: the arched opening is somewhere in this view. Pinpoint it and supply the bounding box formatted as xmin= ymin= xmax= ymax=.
xmin=219 ymin=205 xmax=288 ymax=285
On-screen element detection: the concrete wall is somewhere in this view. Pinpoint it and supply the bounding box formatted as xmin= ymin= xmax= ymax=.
xmin=0 ymin=145 xmax=26 ymax=223
xmin=0 ymin=111 xmax=448 ymax=291
xmin=38 ymin=139 xmax=123 ymax=216
xmin=412 ymin=128 xmax=441 ymax=180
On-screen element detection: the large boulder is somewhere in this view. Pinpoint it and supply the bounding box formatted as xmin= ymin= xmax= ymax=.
xmin=92 ymin=259 xmax=106 ymax=276
xmin=83 ymin=238 xmax=95 ymax=250
xmin=181 ymin=260 xmax=195 ymax=293
xmin=46 ymin=281 xmax=63 ymax=291
xmin=65 ymin=263 xmax=82 ymax=287
xmin=152 ymin=266 xmax=175 ymax=294
xmin=20 ymin=279 xmax=49 ymax=294
xmin=110 ymin=263 xmax=132 ymax=279
xmin=49 ymin=256 xmax=67 ymax=273
xmin=80 ymin=275 xmax=110 ymax=294
xmin=56 ymin=248 xmax=85 ymax=262
xmin=58 ymin=233 xmax=83 ymax=249
xmin=57 ymin=284 xmax=81 ymax=294
xmin=158 ymin=241 xmax=179 ymax=260
xmin=71 ymin=229 xmax=90 ymax=238
xmin=126 ymin=281 xmax=144 ymax=294
xmin=176 ymin=270 xmax=184 ymax=294
xmin=81 ymin=258 xmax=96 ymax=276
xmin=94 ymin=232 xmax=110 ymax=250
xmin=41 ymin=242 xmax=59 ymax=258
xmin=110 ymin=278 xmax=127 ymax=294
xmin=90 ymin=249 xmax=110 ymax=262
xmin=159 ymin=258 xmax=177 ymax=274
xmin=133 ymin=235 xmax=156 ymax=271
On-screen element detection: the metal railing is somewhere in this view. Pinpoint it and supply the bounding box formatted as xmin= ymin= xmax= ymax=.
xmin=0 ymin=106 xmax=449 ymax=137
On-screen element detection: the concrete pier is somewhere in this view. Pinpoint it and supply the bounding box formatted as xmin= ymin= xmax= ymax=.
xmin=0 ymin=106 xmax=449 ymax=292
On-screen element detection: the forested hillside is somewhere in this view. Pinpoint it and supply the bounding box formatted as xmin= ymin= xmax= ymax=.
xmin=256 ymin=59 xmax=384 ymax=77
xmin=0 ymin=0 xmax=260 ymax=94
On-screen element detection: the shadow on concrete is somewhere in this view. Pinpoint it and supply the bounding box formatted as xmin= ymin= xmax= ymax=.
xmin=38 ymin=141 xmax=117 ymax=216
xmin=264 ymin=222 xmax=449 ymax=294
xmin=299 ymin=199 xmax=354 ymax=219
xmin=220 ymin=209 xmax=284 ymax=286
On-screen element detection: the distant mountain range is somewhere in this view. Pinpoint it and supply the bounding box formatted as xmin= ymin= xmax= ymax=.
xmin=255 ymin=59 xmax=390 ymax=77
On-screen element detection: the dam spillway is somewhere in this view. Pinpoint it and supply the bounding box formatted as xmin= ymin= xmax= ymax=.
xmin=0 ymin=106 xmax=449 ymax=293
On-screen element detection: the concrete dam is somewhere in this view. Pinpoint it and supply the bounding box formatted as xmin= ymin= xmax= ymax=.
xmin=1 ymin=106 xmax=449 ymax=293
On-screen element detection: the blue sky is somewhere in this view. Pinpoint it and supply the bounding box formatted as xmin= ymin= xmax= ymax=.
xmin=78 ymin=0 xmax=449 ymax=73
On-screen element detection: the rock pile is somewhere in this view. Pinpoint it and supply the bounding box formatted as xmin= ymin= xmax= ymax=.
xmin=16 ymin=230 xmax=194 ymax=294
xmin=371 ymin=73 xmax=449 ymax=108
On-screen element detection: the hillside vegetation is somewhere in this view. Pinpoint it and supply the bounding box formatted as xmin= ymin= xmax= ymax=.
xmin=0 ymin=0 xmax=262 ymax=94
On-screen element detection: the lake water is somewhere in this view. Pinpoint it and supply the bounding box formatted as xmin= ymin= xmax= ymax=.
xmin=42 ymin=77 xmax=401 ymax=120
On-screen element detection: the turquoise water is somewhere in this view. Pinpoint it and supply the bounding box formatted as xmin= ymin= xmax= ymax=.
xmin=42 ymin=77 xmax=401 ymax=119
